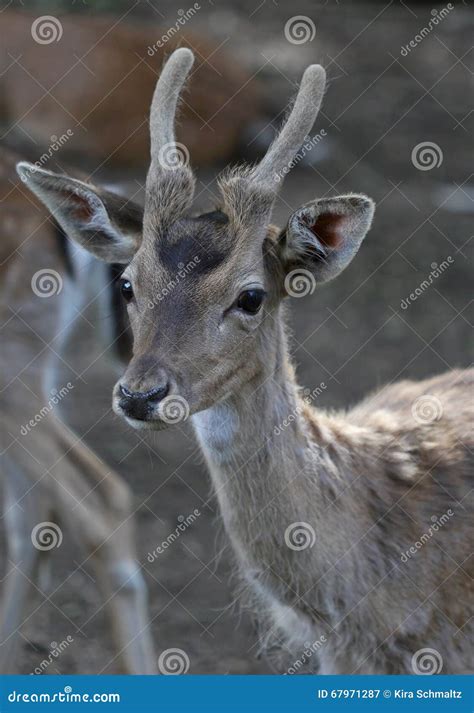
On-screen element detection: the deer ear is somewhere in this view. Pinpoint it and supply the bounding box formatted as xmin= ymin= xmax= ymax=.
xmin=280 ymin=195 xmax=375 ymax=286
xmin=16 ymin=163 xmax=142 ymax=264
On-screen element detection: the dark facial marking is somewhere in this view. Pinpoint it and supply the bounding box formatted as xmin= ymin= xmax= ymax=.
xmin=157 ymin=212 xmax=230 ymax=275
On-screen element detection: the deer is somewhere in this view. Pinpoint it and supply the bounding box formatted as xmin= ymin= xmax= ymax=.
xmin=18 ymin=48 xmax=473 ymax=675
xmin=0 ymin=146 xmax=155 ymax=674
xmin=1 ymin=11 xmax=262 ymax=170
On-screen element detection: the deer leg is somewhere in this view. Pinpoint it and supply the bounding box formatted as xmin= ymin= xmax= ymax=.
xmin=47 ymin=418 xmax=156 ymax=674
xmin=87 ymin=528 xmax=156 ymax=674
xmin=0 ymin=467 xmax=50 ymax=673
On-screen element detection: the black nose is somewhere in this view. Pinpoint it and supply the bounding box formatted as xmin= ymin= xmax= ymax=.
xmin=118 ymin=383 xmax=169 ymax=420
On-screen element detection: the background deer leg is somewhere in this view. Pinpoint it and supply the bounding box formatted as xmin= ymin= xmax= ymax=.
xmin=87 ymin=527 xmax=156 ymax=674
xmin=47 ymin=418 xmax=156 ymax=674
xmin=0 ymin=464 xmax=50 ymax=673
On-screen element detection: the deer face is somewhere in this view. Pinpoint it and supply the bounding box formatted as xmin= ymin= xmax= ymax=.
xmin=19 ymin=49 xmax=374 ymax=430
xmin=112 ymin=207 xmax=280 ymax=428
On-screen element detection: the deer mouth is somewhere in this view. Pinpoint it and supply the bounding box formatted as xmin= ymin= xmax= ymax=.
xmin=122 ymin=415 xmax=171 ymax=431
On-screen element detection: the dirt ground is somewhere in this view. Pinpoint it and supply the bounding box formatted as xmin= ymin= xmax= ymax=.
xmin=3 ymin=0 xmax=473 ymax=674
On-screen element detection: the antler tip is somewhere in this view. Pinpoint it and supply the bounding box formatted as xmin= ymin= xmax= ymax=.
xmin=303 ymin=64 xmax=326 ymax=87
xmin=170 ymin=46 xmax=195 ymax=70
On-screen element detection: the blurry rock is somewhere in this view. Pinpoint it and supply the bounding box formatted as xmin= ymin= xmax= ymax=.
xmin=1 ymin=12 xmax=264 ymax=170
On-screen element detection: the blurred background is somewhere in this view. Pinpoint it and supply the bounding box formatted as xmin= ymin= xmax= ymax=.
xmin=0 ymin=0 xmax=472 ymax=673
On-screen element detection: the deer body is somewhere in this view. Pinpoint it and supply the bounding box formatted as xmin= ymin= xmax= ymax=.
xmin=20 ymin=48 xmax=473 ymax=674
xmin=194 ymin=342 xmax=473 ymax=674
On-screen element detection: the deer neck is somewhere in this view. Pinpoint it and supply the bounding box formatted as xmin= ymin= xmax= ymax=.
xmin=192 ymin=313 xmax=326 ymax=563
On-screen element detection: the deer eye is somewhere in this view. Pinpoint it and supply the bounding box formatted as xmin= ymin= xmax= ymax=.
xmin=236 ymin=289 xmax=265 ymax=314
xmin=120 ymin=279 xmax=134 ymax=302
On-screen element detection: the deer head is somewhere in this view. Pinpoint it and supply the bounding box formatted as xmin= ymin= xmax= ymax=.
xmin=18 ymin=48 xmax=374 ymax=430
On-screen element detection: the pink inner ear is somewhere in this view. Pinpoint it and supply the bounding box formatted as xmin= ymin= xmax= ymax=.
xmin=309 ymin=212 xmax=347 ymax=249
xmin=62 ymin=190 xmax=93 ymax=222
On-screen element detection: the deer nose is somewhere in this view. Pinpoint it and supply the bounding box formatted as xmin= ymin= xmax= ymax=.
xmin=118 ymin=383 xmax=169 ymax=421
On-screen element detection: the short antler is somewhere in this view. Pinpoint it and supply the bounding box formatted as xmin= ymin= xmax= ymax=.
xmin=145 ymin=48 xmax=196 ymax=230
xmin=218 ymin=63 xmax=326 ymax=237
xmin=252 ymin=64 xmax=326 ymax=190
xmin=149 ymin=47 xmax=194 ymax=160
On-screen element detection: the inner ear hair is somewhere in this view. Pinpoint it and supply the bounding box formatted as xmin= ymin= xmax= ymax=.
xmin=307 ymin=212 xmax=346 ymax=251
xmin=16 ymin=162 xmax=144 ymax=264
xmin=280 ymin=194 xmax=375 ymax=284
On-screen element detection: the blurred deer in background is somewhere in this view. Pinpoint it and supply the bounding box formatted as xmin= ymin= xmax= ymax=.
xmin=19 ymin=49 xmax=473 ymax=674
xmin=0 ymin=147 xmax=154 ymax=673
xmin=1 ymin=11 xmax=263 ymax=171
